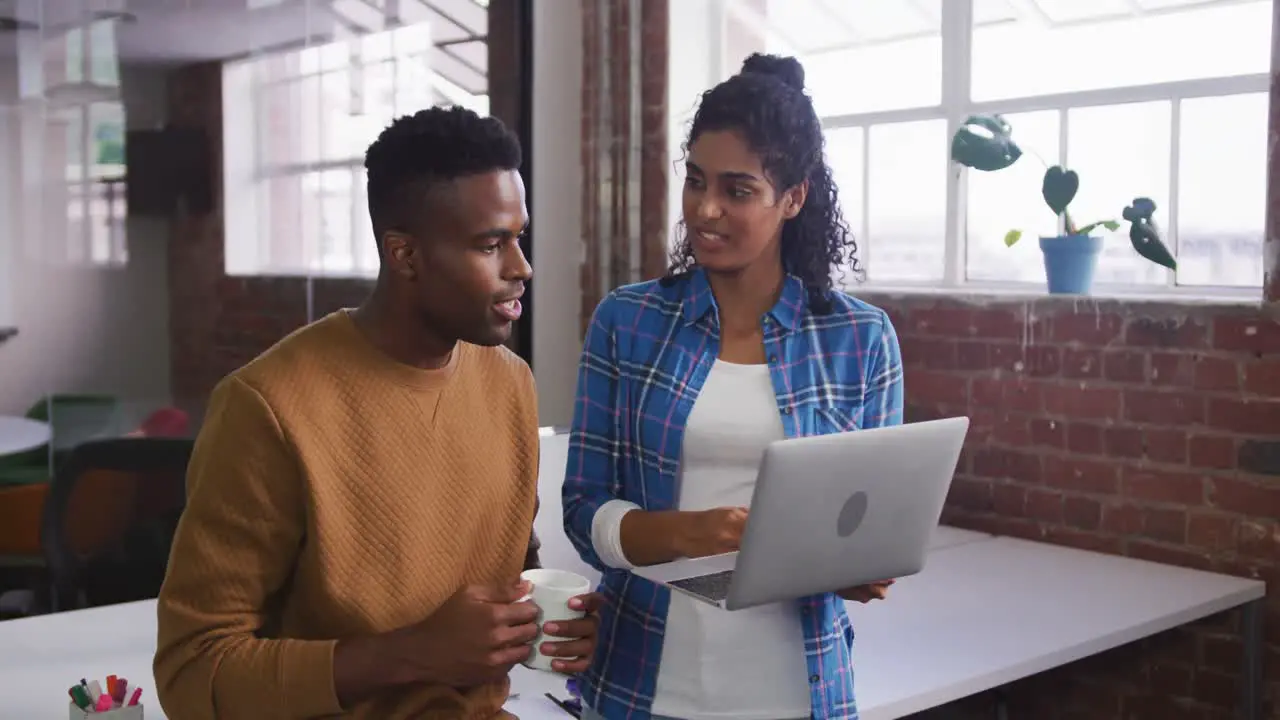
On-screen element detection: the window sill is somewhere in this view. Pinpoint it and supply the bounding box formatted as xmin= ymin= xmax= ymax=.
xmin=851 ymin=283 xmax=1263 ymax=308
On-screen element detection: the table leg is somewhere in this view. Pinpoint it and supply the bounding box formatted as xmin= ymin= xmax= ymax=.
xmin=1238 ymin=597 xmax=1263 ymax=720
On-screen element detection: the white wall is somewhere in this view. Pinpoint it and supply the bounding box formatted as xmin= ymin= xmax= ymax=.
xmin=667 ymin=1 xmax=729 ymax=238
xmin=0 ymin=66 xmax=172 ymax=414
xmin=530 ymin=0 xmax=584 ymax=427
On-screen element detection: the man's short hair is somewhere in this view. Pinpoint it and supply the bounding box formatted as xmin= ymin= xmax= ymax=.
xmin=364 ymin=105 xmax=522 ymax=243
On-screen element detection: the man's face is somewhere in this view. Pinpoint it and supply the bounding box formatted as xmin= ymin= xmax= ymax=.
xmin=384 ymin=169 xmax=532 ymax=348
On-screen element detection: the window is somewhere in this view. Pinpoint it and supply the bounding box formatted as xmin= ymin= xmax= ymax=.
xmin=223 ymin=2 xmax=490 ymax=278
xmin=722 ymin=0 xmax=1271 ymax=294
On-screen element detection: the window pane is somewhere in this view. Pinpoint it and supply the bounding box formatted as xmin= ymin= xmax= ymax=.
xmin=321 ymin=69 xmax=381 ymax=163
xmin=867 ymin=120 xmax=947 ymax=283
xmin=1066 ymin=101 xmax=1172 ymax=286
xmin=1177 ymin=92 xmax=1267 ymax=287
xmin=352 ymin=168 xmax=380 ymax=275
xmin=751 ymin=0 xmax=940 ymax=115
xmin=972 ymin=0 xmax=1272 ymax=102
xmin=825 ymin=126 xmax=864 ymax=288
xmin=316 ymin=170 xmax=355 ymax=275
xmin=966 ymin=110 xmax=1061 ymax=283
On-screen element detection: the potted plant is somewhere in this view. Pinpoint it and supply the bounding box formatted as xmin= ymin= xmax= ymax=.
xmin=950 ymin=114 xmax=1177 ymax=295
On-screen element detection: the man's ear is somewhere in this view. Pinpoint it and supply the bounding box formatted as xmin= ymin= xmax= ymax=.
xmin=382 ymin=231 xmax=417 ymax=279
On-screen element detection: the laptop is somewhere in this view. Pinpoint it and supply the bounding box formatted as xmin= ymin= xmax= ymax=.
xmin=632 ymin=416 xmax=969 ymax=611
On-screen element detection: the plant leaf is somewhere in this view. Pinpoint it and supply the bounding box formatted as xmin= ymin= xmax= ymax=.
xmin=1076 ymin=219 xmax=1120 ymax=235
xmin=1003 ymin=229 xmax=1023 ymax=247
xmin=1042 ymin=166 xmax=1079 ymax=216
xmin=951 ymin=114 xmax=1023 ymax=172
xmin=1129 ymin=220 xmax=1177 ymax=270
xmin=1122 ymin=197 xmax=1157 ymax=222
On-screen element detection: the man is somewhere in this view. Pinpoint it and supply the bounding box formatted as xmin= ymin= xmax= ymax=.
xmin=154 ymin=106 xmax=599 ymax=719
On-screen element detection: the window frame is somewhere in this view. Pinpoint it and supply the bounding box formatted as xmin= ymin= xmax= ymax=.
xmin=223 ymin=31 xmax=489 ymax=280
xmin=737 ymin=0 xmax=1271 ymax=299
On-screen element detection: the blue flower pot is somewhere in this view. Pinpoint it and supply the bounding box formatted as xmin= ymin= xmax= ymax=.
xmin=1039 ymin=235 xmax=1103 ymax=295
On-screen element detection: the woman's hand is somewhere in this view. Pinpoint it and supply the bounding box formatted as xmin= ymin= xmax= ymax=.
xmin=674 ymin=507 xmax=749 ymax=559
xmin=619 ymin=507 xmax=749 ymax=566
xmin=538 ymin=592 xmax=603 ymax=674
xmin=838 ymin=579 xmax=895 ymax=603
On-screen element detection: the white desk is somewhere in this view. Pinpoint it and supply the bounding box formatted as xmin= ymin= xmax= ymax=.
xmin=0 ymin=599 xmax=574 ymax=720
xmin=0 ymin=415 xmax=50 ymax=457
xmin=848 ymin=536 xmax=1266 ymax=720
xmin=0 ymin=536 xmax=1264 ymax=719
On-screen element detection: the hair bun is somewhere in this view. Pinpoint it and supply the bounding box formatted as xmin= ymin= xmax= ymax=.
xmin=740 ymin=53 xmax=805 ymax=91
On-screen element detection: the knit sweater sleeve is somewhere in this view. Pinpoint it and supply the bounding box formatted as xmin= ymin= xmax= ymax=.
xmin=154 ymin=375 xmax=342 ymax=720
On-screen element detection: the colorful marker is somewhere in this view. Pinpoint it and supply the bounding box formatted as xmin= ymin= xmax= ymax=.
xmin=69 ymin=685 xmax=92 ymax=710
xmin=127 ymin=687 xmax=143 ymax=706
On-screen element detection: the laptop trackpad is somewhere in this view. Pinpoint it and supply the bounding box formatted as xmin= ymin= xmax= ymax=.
xmin=633 ymin=552 xmax=738 ymax=584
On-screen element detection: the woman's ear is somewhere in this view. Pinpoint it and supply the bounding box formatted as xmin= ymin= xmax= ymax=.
xmin=782 ymin=180 xmax=809 ymax=220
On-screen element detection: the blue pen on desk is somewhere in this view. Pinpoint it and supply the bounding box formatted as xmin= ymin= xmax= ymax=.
xmin=544 ymin=692 xmax=581 ymax=718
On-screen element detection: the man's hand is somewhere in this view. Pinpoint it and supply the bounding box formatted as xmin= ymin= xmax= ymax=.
xmin=408 ymin=581 xmax=541 ymax=686
xmin=335 ymin=580 xmax=540 ymax=704
xmin=537 ymin=592 xmax=603 ymax=674
xmin=838 ymin=579 xmax=895 ymax=603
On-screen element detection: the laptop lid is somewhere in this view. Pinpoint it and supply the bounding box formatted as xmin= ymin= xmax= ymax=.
xmin=724 ymin=416 xmax=969 ymax=610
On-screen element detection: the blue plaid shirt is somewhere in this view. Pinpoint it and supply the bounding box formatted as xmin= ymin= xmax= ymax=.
xmin=562 ymin=268 xmax=905 ymax=720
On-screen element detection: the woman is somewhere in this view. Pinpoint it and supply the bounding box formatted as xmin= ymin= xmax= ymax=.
xmin=562 ymin=53 xmax=904 ymax=720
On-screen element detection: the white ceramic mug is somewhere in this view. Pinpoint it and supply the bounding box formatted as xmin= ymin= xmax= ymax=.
xmin=519 ymin=568 xmax=592 ymax=671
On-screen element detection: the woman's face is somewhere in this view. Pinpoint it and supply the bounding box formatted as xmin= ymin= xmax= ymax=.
xmin=681 ymin=129 xmax=805 ymax=275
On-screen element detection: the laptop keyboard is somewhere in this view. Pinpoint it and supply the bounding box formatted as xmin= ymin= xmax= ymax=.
xmin=669 ymin=569 xmax=735 ymax=602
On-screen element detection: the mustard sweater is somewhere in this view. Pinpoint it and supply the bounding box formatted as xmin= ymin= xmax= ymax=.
xmin=154 ymin=311 xmax=540 ymax=719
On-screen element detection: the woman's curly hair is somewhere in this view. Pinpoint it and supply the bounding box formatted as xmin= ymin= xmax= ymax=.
xmin=667 ymin=53 xmax=860 ymax=311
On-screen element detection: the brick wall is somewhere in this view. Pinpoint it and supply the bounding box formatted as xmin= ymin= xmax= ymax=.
xmin=863 ymin=293 xmax=1280 ymax=718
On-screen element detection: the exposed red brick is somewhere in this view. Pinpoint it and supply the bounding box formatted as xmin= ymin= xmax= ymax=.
xmin=1125 ymin=316 xmax=1209 ymax=349
xmin=1029 ymin=418 xmax=1066 ymax=449
xmin=1149 ymin=352 xmax=1193 ymax=386
xmin=904 ymin=369 xmax=969 ymax=406
xmin=1042 ymin=384 xmax=1123 ymax=420
xmin=1124 ymin=390 xmax=1207 ymax=425
xmin=971 ymin=447 xmax=1043 ymax=483
xmin=1103 ymin=426 xmax=1143 ymax=459
xmin=1043 ymin=456 xmax=1119 ymax=494
xmin=1209 ymin=476 xmax=1280 ymax=517
xmin=1187 ymin=512 xmax=1236 ymax=554
xmin=1062 ymin=347 xmax=1103 ymax=379
xmin=1212 ymin=315 xmax=1280 ymax=355
xmin=1122 ymin=468 xmax=1205 ymax=505
xmin=1128 ymin=541 xmax=1212 ymax=572
xmin=1101 ymin=502 xmax=1143 ymax=536
xmin=1242 ymin=358 xmax=1280 ymax=397
xmin=1206 ymin=397 xmax=1280 ymax=435
xmin=1139 ymin=506 xmax=1188 ymax=544
xmin=1144 ymin=429 xmax=1188 ymax=465
xmin=1103 ymin=350 xmax=1147 ymax=383
xmin=1063 ymin=495 xmax=1102 ymax=531
xmin=1194 ymin=356 xmax=1242 ymax=392
xmin=1068 ymin=422 xmax=1105 ymax=454
xmin=1043 ymin=310 xmax=1125 ymax=346
xmin=992 ymin=481 xmax=1027 ymax=517
xmin=946 ymin=476 xmax=993 ymax=513
xmin=1188 ymin=435 xmax=1237 ymax=471
xmin=1025 ymin=488 xmax=1065 ymax=523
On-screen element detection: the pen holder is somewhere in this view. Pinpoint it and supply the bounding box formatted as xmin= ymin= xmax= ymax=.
xmin=69 ymin=702 xmax=143 ymax=719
